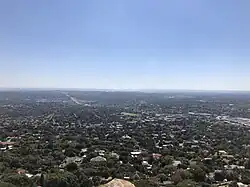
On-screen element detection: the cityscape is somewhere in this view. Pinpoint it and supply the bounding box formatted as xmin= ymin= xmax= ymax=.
xmin=1 ymin=90 xmax=250 ymax=186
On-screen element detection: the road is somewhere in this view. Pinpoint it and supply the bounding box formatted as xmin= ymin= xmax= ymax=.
xmin=63 ymin=92 xmax=81 ymax=105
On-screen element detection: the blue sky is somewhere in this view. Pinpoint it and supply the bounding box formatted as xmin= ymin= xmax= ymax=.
xmin=0 ymin=0 xmax=250 ymax=90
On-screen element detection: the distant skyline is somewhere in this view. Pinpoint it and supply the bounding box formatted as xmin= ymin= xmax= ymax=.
xmin=0 ymin=0 xmax=250 ymax=91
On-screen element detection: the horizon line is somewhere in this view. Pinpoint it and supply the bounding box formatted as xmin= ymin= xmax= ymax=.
xmin=0 ymin=87 xmax=250 ymax=93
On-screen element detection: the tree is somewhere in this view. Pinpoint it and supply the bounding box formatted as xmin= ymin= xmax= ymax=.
xmin=40 ymin=173 xmax=46 ymax=187
xmin=157 ymin=173 xmax=168 ymax=183
xmin=177 ymin=179 xmax=196 ymax=187
xmin=52 ymin=151 xmax=66 ymax=161
xmin=0 ymin=182 xmax=17 ymax=187
xmin=78 ymin=173 xmax=92 ymax=187
xmin=171 ymin=169 xmax=193 ymax=184
xmin=225 ymin=170 xmax=238 ymax=181
xmin=245 ymin=159 xmax=250 ymax=169
xmin=45 ymin=171 xmax=79 ymax=187
xmin=96 ymin=166 xmax=110 ymax=178
xmin=161 ymin=156 xmax=173 ymax=166
xmin=241 ymin=171 xmax=250 ymax=184
xmin=82 ymin=168 xmax=98 ymax=177
xmin=0 ymin=162 xmax=7 ymax=173
xmin=92 ymin=176 xmax=101 ymax=186
xmin=65 ymin=162 xmax=78 ymax=172
xmin=64 ymin=148 xmax=76 ymax=157
xmin=134 ymin=180 xmax=159 ymax=187
xmin=159 ymin=165 xmax=176 ymax=175
xmin=1 ymin=174 xmax=31 ymax=187
xmin=214 ymin=171 xmax=225 ymax=182
xmin=229 ymin=181 xmax=238 ymax=187
xmin=9 ymin=157 xmax=22 ymax=169
xmin=200 ymin=182 xmax=210 ymax=187
xmin=107 ymin=158 xmax=118 ymax=168
xmin=190 ymin=165 xmax=206 ymax=182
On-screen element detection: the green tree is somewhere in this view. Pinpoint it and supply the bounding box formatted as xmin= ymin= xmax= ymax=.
xmin=161 ymin=156 xmax=173 ymax=166
xmin=0 ymin=162 xmax=7 ymax=173
xmin=229 ymin=181 xmax=238 ymax=187
xmin=214 ymin=171 xmax=225 ymax=182
xmin=157 ymin=173 xmax=168 ymax=183
xmin=225 ymin=170 xmax=238 ymax=181
xmin=64 ymin=148 xmax=76 ymax=157
xmin=92 ymin=176 xmax=101 ymax=186
xmin=241 ymin=171 xmax=250 ymax=184
xmin=245 ymin=159 xmax=250 ymax=169
xmin=172 ymin=171 xmax=182 ymax=185
xmin=159 ymin=165 xmax=176 ymax=175
xmin=0 ymin=181 xmax=17 ymax=187
xmin=1 ymin=174 xmax=31 ymax=187
xmin=172 ymin=169 xmax=193 ymax=184
xmin=45 ymin=171 xmax=79 ymax=187
xmin=190 ymin=165 xmax=206 ymax=182
xmin=65 ymin=162 xmax=78 ymax=172
xmin=134 ymin=180 xmax=159 ymax=187
xmin=82 ymin=168 xmax=98 ymax=177
xmin=177 ymin=179 xmax=196 ymax=187
xmin=78 ymin=173 xmax=92 ymax=187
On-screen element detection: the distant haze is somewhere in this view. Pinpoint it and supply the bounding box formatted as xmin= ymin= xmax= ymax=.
xmin=0 ymin=0 xmax=250 ymax=90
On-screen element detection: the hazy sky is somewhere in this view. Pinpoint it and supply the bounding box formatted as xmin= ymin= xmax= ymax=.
xmin=0 ymin=0 xmax=250 ymax=90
